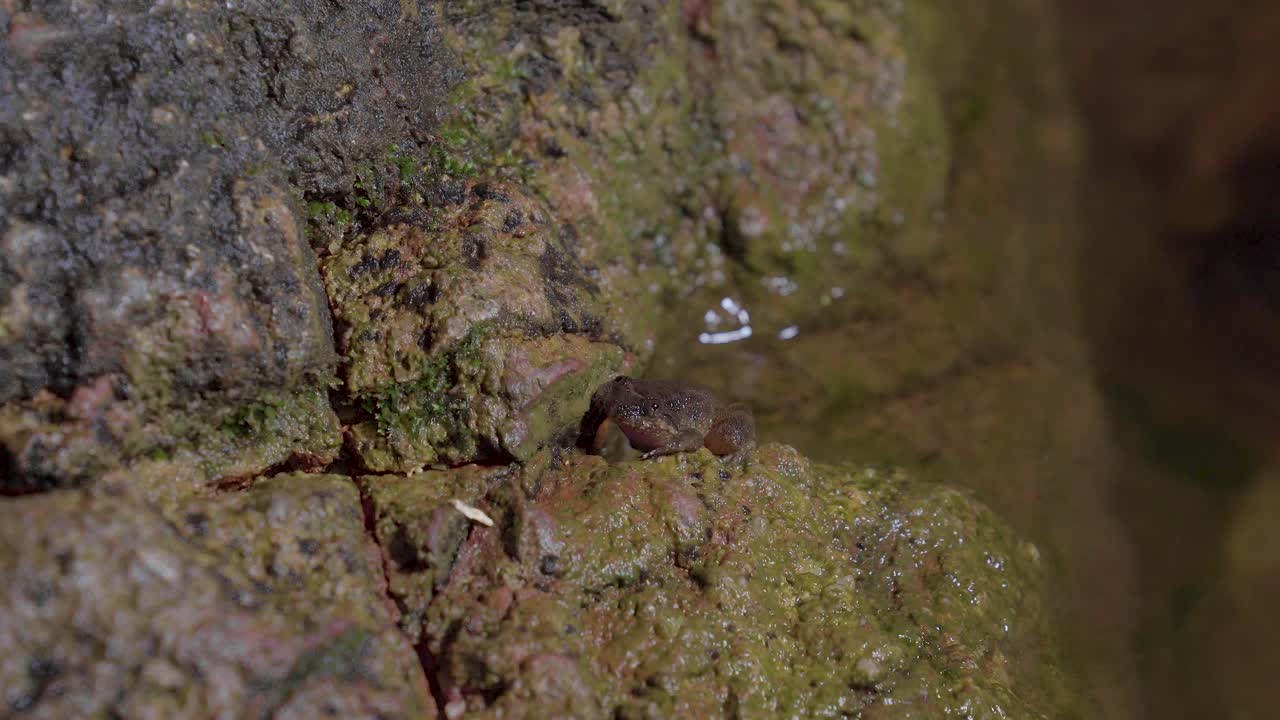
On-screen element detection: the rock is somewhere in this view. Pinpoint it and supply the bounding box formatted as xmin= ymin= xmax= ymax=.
xmin=0 ymin=0 xmax=460 ymax=487
xmin=0 ymin=374 xmax=340 ymax=494
xmin=323 ymin=182 xmax=638 ymax=471
xmin=0 ymin=2 xmax=1077 ymax=716
xmin=708 ymin=0 xmax=949 ymax=295
xmin=0 ymin=176 xmax=343 ymax=489
xmin=363 ymin=445 xmax=1073 ymax=718
xmin=359 ymin=466 xmax=514 ymax=645
xmin=436 ymin=0 xmax=950 ymax=341
xmin=0 ymin=473 xmax=433 ymax=718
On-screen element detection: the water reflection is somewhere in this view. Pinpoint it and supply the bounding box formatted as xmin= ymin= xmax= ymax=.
xmin=698 ymin=296 xmax=753 ymax=345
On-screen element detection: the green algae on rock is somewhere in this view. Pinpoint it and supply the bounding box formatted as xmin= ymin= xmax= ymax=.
xmin=708 ymin=0 xmax=949 ymax=287
xmin=0 ymin=177 xmax=342 ymax=490
xmin=0 ymin=473 xmax=433 ymax=718
xmin=304 ymin=0 xmax=956 ymax=477
xmin=437 ymin=0 xmax=717 ymax=330
xmin=359 ymin=465 xmax=515 ymax=645
xmin=0 ymin=380 xmax=339 ymax=493
xmin=322 ymin=182 xmax=638 ymax=471
xmin=434 ymin=0 xmax=950 ymax=348
xmin=362 ymin=444 xmax=1072 ymax=718
xmin=0 ymin=1 xmax=458 ymax=487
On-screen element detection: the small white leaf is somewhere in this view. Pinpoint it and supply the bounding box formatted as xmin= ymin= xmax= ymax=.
xmin=451 ymin=498 xmax=495 ymax=527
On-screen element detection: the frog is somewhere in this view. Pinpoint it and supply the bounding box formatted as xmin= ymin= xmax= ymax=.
xmin=580 ymin=376 xmax=756 ymax=459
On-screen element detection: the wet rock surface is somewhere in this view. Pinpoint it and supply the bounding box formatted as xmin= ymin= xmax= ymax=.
xmin=364 ymin=445 xmax=1069 ymax=718
xmin=0 ymin=0 xmax=1077 ymax=716
xmin=360 ymin=465 xmax=514 ymax=646
xmin=0 ymin=0 xmax=950 ymax=484
xmin=322 ymin=182 xmax=637 ymax=471
xmin=703 ymin=0 xmax=948 ymax=313
xmin=0 ymin=473 xmax=433 ymax=718
xmin=0 ymin=0 xmax=456 ymax=486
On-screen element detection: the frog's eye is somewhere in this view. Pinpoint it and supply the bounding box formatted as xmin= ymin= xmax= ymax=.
xmin=650 ymin=402 xmax=661 ymax=411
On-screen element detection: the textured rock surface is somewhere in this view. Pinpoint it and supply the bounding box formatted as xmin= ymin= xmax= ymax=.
xmin=438 ymin=0 xmax=949 ymax=341
xmin=308 ymin=0 xmax=953 ymax=473
xmin=365 ymin=446 xmax=1071 ymax=718
xmin=360 ymin=465 xmax=513 ymax=646
xmin=0 ymin=1 xmax=1079 ymax=717
xmin=0 ymin=473 xmax=433 ymax=718
xmin=321 ymin=182 xmax=636 ymax=471
xmin=0 ymin=0 xmax=458 ymax=487
xmin=0 ymin=0 xmax=953 ymax=485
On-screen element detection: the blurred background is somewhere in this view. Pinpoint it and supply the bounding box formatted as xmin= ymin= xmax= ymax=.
xmin=660 ymin=1 xmax=1280 ymax=716
xmin=1064 ymin=1 xmax=1280 ymax=716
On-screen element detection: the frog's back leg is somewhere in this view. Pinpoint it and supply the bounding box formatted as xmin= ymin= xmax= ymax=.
xmin=705 ymin=404 xmax=756 ymax=456
xmin=639 ymin=428 xmax=707 ymax=459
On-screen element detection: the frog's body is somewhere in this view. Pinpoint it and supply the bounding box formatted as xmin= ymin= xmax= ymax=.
xmin=582 ymin=376 xmax=756 ymax=458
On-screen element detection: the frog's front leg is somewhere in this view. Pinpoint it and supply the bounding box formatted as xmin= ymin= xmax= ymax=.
xmin=639 ymin=428 xmax=706 ymax=459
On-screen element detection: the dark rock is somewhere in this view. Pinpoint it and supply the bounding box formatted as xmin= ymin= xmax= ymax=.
xmin=0 ymin=473 xmax=434 ymax=717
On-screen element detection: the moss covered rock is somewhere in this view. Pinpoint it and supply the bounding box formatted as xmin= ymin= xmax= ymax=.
xmin=433 ymin=0 xmax=949 ymax=345
xmin=0 ymin=1 xmax=1078 ymax=716
xmin=364 ymin=445 xmax=1071 ymax=718
xmin=321 ymin=182 xmax=638 ymax=470
xmin=311 ymin=0 xmax=953 ymax=474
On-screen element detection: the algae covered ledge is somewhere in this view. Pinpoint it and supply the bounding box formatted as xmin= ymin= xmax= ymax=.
xmin=365 ymin=444 xmax=1073 ymax=718
xmin=0 ymin=0 xmax=1075 ymax=717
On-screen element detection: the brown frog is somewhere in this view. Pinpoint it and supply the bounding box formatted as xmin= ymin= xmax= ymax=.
xmin=581 ymin=376 xmax=756 ymax=459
